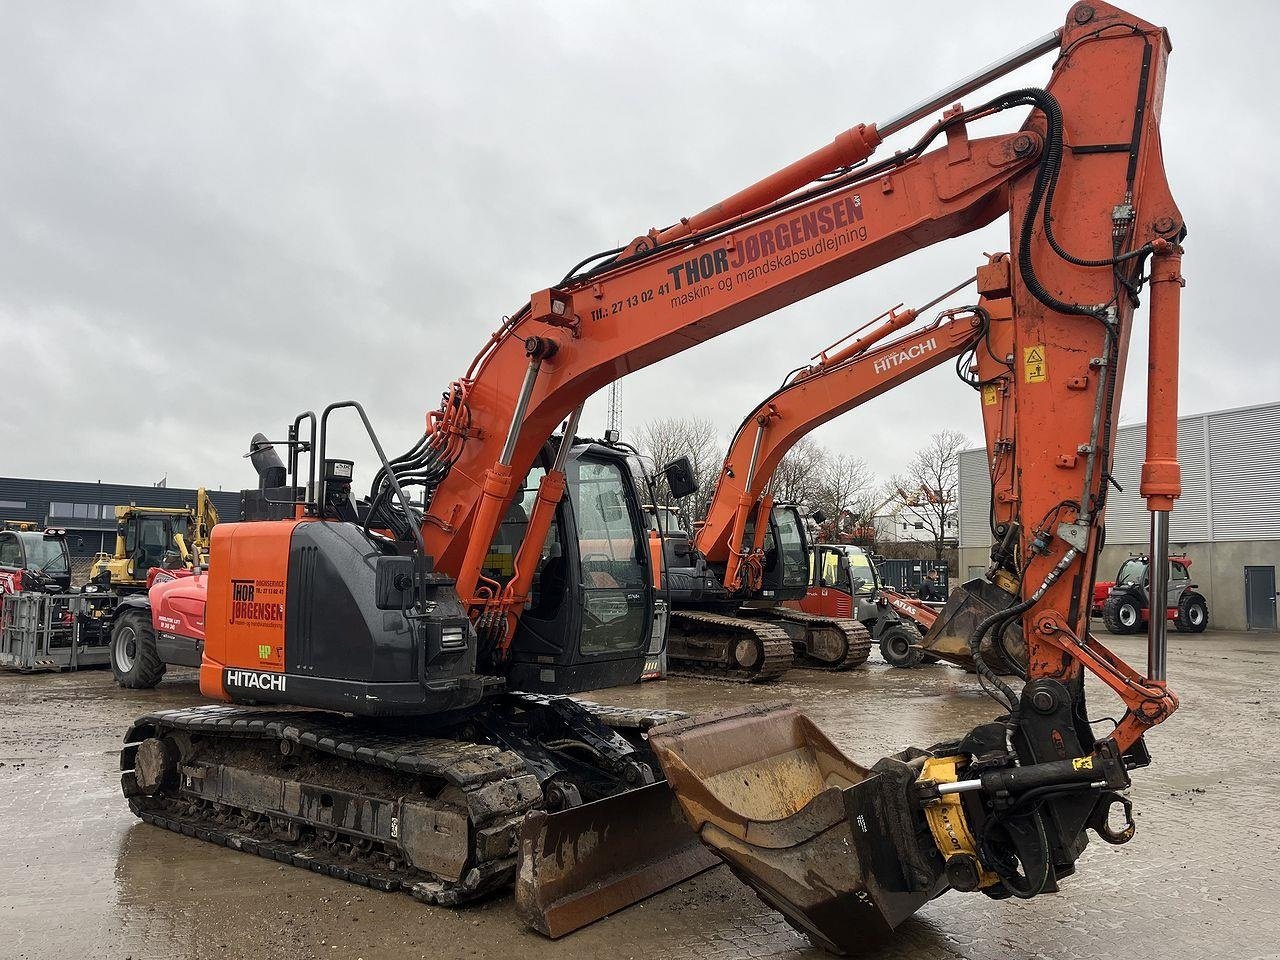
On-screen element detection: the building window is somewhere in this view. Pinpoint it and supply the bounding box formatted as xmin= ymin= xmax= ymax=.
xmin=0 ymin=500 xmax=25 ymax=509
xmin=49 ymin=502 xmax=103 ymax=520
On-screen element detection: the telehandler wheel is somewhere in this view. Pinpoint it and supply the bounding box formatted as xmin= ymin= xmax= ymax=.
xmin=879 ymin=623 xmax=924 ymax=668
xmin=110 ymin=610 xmax=166 ymax=689
xmin=1102 ymin=594 xmax=1143 ymax=635
xmin=1174 ymin=592 xmax=1209 ymax=633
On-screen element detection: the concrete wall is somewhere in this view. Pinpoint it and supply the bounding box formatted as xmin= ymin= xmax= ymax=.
xmin=960 ymin=540 xmax=1280 ymax=632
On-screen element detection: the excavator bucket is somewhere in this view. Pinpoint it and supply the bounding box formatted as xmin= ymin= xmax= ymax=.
xmin=647 ymin=703 xmax=946 ymax=954
xmin=919 ymin=576 xmax=1026 ymax=671
xmin=515 ymin=781 xmax=720 ymax=938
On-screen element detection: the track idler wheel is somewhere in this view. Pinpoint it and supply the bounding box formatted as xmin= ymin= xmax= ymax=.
xmin=134 ymin=737 xmax=179 ymax=795
xmin=733 ymin=637 xmax=763 ymax=672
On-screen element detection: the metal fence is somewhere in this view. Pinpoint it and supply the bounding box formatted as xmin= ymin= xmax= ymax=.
xmin=71 ymin=557 xmax=96 ymax=588
xmin=877 ymin=558 xmax=950 ymax=597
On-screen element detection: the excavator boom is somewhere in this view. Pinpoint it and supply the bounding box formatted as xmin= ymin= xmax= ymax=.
xmin=695 ymin=291 xmax=986 ymax=594
xmin=649 ymin=3 xmax=1185 ymax=952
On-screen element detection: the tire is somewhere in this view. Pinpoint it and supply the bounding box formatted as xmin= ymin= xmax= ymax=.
xmin=1102 ymin=594 xmax=1143 ymax=635
xmin=879 ymin=623 xmax=924 ymax=668
xmin=1173 ymin=592 xmax=1208 ymax=633
xmin=110 ymin=609 xmax=166 ymax=689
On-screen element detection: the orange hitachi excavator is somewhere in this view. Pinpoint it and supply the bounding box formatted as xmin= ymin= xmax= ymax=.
xmin=659 ymin=283 xmax=989 ymax=677
xmin=122 ymin=3 xmax=1184 ymax=949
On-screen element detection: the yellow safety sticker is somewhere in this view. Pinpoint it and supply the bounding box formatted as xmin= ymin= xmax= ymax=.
xmin=1072 ymin=756 xmax=1094 ymax=771
xmin=982 ymin=384 xmax=999 ymax=406
xmin=1024 ymin=344 xmax=1047 ymax=382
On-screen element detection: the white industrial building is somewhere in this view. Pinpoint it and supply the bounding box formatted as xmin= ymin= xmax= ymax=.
xmin=957 ymin=401 xmax=1280 ymax=632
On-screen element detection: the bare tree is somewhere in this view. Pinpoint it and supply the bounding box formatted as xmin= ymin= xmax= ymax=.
xmin=889 ymin=429 xmax=967 ymax=560
xmin=768 ymin=436 xmax=828 ymax=506
xmin=811 ymin=452 xmax=876 ymax=541
xmin=635 ymin=416 xmax=724 ymax=522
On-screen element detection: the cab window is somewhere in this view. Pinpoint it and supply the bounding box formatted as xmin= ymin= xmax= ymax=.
xmin=771 ymin=509 xmax=809 ymax=590
xmin=0 ymin=535 xmax=21 ymax=568
xmin=135 ymin=517 xmax=170 ymax=572
xmin=818 ymin=549 xmax=842 ymax=588
xmin=572 ymin=461 xmax=643 ymax=591
xmin=571 ymin=459 xmax=646 ymax=655
xmin=18 ymin=534 xmax=68 ymax=576
xmin=847 ymin=550 xmax=877 ymax=595
xmin=486 ymin=466 xmax=546 ymax=584
xmin=1116 ymin=559 xmax=1146 ymax=585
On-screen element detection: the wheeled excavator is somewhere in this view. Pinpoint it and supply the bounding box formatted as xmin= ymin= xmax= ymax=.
xmin=88 ymin=489 xmax=220 ymax=593
xmin=121 ymin=3 xmax=1186 ymax=950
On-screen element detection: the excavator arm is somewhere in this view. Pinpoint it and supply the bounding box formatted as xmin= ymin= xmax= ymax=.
xmin=694 ymin=283 xmax=989 ymax=595
xmin=644 ymin=4 xmax=1187 ymax=950
xmin=400 ymin=4 xmax=1180 ymax=695
xmin=375 ymin=2 xmax=1182 ymax=944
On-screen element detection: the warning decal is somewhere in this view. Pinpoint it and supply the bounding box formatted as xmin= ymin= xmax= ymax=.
xmin=1024 ymin=344 xmax=1047 ymax=383
xmin=982 ymin=384 xmax=999 ymax=406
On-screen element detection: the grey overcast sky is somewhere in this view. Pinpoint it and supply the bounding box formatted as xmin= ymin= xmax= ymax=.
xmin=1 ymin=1 xmax=1273 ymax=493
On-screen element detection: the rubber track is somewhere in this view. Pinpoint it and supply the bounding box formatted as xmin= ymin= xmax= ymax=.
xmin=573 ymin=699 xmax=689 ymax=730
xmin=765 ymin=609 xmax=872 ymax=671
xmin=665 ymin=610 xmax=794 ymax=683
xmin=120 ymin=697 xmax=689 ymax=906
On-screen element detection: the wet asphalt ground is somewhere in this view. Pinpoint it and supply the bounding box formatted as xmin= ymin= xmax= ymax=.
xmin=2 ymin=630 xmax=1277 ymax=960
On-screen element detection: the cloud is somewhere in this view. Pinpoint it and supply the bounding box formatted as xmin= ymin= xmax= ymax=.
xmin=1 ymin=0 xmax=1274 ymax=495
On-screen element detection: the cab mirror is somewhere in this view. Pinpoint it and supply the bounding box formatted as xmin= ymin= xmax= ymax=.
xmin=662 ymin=457 xmax=699 ymax=500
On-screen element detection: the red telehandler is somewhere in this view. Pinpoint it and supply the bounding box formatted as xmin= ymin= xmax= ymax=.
xmin=1095 ymin=554 xmax=1208 ymax=633
xmin=122 ymin=3 xmax=1185 ymax=950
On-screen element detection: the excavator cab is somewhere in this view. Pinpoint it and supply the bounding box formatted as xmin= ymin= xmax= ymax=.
xmin=90 ymin=506 xmax=195 ymax=592
xmin=488 ymin=438 xmax=654 ymax=693
xmin=815 ymin=544 xmax=880 ymax=598
xmin=0 ymin=526 xmax=72 ymax=594
xmin=742 ymin=504 xmax=811 ymax=603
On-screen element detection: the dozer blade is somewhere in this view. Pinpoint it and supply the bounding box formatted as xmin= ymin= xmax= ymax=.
xmin=515 ymin=781 xmax=720 ymax=939
xmin=648 ymin=703 xmax=946 ymax=954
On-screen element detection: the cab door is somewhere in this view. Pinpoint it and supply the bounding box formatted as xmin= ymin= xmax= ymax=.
xmin=0 ymin=533 xmax=23 ymax=594
xmin=760 ymin=505 xmax=811 ymax=601
xmin=503 ymin=442 xmax=653 ymax=693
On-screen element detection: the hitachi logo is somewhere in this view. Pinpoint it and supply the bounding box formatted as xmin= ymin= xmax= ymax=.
xmin=225 ymin=669 xmax=286 ymax=693
xmin=873 ymin=338 xmax=937 ymax=375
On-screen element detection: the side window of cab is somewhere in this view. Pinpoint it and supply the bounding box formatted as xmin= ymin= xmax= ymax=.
xmin=0 ymin=533 xmax=22 ymax=569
